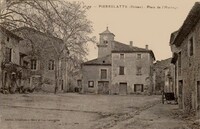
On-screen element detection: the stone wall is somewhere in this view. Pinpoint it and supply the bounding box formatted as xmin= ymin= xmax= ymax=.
xmin=175 ymin=19 xmax=200 ymax=112
xmin=14 ymin=28 xmax=68 ymax=93
xmin=82 ymin=65 xmax=111 ymax=94
xmin=111 ymin=52 xmax=153 ymax=94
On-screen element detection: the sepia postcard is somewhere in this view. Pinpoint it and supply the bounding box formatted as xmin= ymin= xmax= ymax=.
xmin=0 ymin=0 xmax=200 ymax=129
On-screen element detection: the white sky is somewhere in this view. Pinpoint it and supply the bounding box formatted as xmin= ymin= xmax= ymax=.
xmin=69 ymin=0 xmax=197 ymax=61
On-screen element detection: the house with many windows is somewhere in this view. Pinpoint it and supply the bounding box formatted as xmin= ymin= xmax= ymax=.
xmin=0 ymin=26 xmax=30 ymax=93
xmin=13 ymin=27 xmax=69 ymax=93
xmin=81 ymin=27 xmax=155 ymax=95
xmin=170 ymin=2 xmax=200 ymax=113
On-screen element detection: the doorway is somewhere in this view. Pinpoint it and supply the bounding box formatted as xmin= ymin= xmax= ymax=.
xmin=98 ymin=81 xmax=109 ymax=94
xmin=178 ymin=80 xmax=183 ymax=109
xmin=197 ymin=81 xmax=200 ymax=110
xmin=119 ymin=82 xmax=127 ymax=95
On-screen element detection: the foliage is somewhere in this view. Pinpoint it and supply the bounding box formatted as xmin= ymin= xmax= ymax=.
xmin=0 ymin=0 xmax=96 ymax=70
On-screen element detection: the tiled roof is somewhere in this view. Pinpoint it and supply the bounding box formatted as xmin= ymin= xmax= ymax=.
xmin=112 ymin=41 xmax=155 ymax=60
xmin=112 ymin=41 xmax=149 ymax=52
xmin=99 ymin=27 xmax=115 ymax=36
xmin=12 ymin=26 xmax=67 ymax=54
xmin=171 ymin=53 xmax=178 ymax=64
xmin=173 ymin=2 xmax=200 ymax=46
xmin=83 ymin=55 xmax=111 ymax=66
xmin=0 ymin=26 xmax=23 ymax=41
xmin=169 ymin=30 xmax=179 ymax=45
xmin=12 ymin=26 xmax=63 ymax=42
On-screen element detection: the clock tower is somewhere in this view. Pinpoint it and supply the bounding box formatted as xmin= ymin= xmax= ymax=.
xmin=98 ymin=27 xmax=115 ymax=58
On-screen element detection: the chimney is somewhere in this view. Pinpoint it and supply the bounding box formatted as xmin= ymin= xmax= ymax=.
xmin=145 ymin=45 xmax=149 ymax=50
xmin=130 ymin=41 xmax=133 ymax=46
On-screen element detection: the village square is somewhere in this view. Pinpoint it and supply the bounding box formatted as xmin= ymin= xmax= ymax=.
xmin=0 ymin=0 xmax=200 ymax=129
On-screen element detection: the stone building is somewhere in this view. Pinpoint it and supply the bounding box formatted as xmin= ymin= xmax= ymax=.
xmin=13 ymin=27 xmax=69 ymax=93
xmin=170 ymin=2 xmax=200 ymax=113
xmin=82 ymin=27 xmax=155 ymax=95
xmin=153 ymin=58 xmax=175 ymax=94
xmin=0 ymin=26 xmax=30 ymax=93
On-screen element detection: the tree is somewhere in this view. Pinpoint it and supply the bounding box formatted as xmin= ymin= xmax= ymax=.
xmin=0 ymin=0 xmax=96 ymax=93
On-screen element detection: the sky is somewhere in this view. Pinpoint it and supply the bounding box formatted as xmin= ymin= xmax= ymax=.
xmin=1 ymin=0 xmax=198 ymax=61
xmin=2 ymin=0 xmax=194 ymax=62
xmin=67 ymin=0 xmax=196 ymax=61
xmin=0 ymin=0 xmax=198 ymax=61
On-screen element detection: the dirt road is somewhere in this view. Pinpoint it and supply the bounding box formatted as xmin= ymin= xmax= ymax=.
xmin=0 ymin=93 xmax=195 ymax=129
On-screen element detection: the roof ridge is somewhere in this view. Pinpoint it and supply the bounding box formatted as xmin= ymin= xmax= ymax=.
xmin=0 ymin=26 xmax=23 ymax=40
xmin=112 ymin=40 xmax=151 ymax=51
xmin=12 ymin=26 xmax=63 ymax=42
xmin=83 ymin=55 xmax=111 ymax=65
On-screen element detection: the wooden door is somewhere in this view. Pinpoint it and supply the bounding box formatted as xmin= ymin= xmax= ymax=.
xmin=98 ymin=81 xmax=109 ymax=94
xmin=119 ymin=83 xmax=127 ymax=95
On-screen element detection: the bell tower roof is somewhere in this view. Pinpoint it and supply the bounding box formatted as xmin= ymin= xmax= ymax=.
xmin=99 ymin=27 xmax=115 ymax=36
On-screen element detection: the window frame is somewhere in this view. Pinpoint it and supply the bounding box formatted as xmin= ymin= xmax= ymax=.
xmin=6 ymin=37 xmax=10 ymax=42
xmin=137 ymin=53 xmax=142 ymax=59
xmin=188 ymin=36 xmax=194 ymax=57
xmin=136 ymin=66 xmax=142 ymax=76
xmin=100 ymin=69 xmax=107 ymax=79
xmin=31 ymin=59 xmax=37 ymax=70
xmin=134 ymin=84 xmax=144 ymax=92
xmin=120 ymin=53 xmax=125 ymax=59
xmin=48 ymin=59 xmax=55 ymax=70
xmin=5 ymin=47 xmax=12 ymax=62
xmin=119 ymin=66 xmax=125 ymax=75
xmin=103 ymin=40 xmax=108 ymax=44
xmin=88 ymin=81 xmax=94 ymax=88
xmin=178 ymin=51 xmax=181 ymax=75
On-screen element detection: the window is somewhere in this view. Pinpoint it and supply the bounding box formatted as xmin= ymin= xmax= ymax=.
xmin=137 ymin=54 xmax=142 ymax=59
xmin=88 ymin=81 xmax=94 ymax=88
xmin=188 ymin=37 xmax=194 ymax=56
xmin=101 ymin=69 xmax=107 ymax=79
xmin=134 ymin=84 xmax=144 ymax=92
xmin=19 ymin=55 xmax=24 ymax=66
xmin=120 ymin=54 xmax=124 ymax=59
xmin=136 ymin=67 xmax=142 ymax=75
xmin=104 ymin=40 xmax=108 ymax=44
xmin=49 ymin=60 xmax=55 ymax=70
xmin=5 ymin=47 xmax=12 ymax=62
xmin=77 ymin=80 xmax=82 ymax=87
xmin=23 ymin=61 xmax=29 ymax=68
xmin=178 ymin=52 xmax=181 ymax=75
xmin=119 ymin=66 xmax=125 ymax=75
xmin=31 ymin=59 xmax=37 ymax=70
xmin=7 ymin=37 xmax=9 ymax=42
xmin=197 ymin=81 xmax=200 ymax=107
xmin=61 ymin=80 xmax=64 ymax=90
